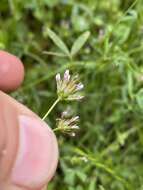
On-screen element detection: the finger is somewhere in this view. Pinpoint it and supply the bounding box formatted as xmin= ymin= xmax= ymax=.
xmin=0 ymin=91 xmax=58 ymax=190
xmin=0 ymin=50 xmax=24 ymax=92
xmin=0 ymin=99 xmax=19 ymax=181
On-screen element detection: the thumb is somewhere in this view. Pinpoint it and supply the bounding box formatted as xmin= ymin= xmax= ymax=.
xmin=0 ymin=91 xmax=58 ymax=190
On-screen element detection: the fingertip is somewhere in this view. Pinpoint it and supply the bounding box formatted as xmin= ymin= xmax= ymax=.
xmin=11 ymin=115 xmax=58 ymax=189
xmin=0 ymin=50 xmax=25 ymax=92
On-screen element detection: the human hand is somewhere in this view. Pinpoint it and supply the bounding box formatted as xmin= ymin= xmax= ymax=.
xmin=0 ymin=51 xmax=58 ymax=190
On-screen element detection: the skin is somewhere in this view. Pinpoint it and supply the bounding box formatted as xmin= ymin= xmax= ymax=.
xmin=0 ymin=52 xmax=59 ymax=190
xmin=0 ymin=51 xmax=25 ymax=92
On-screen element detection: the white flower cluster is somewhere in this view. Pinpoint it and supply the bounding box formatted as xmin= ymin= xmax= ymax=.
xmin=56 ymin=70 xmax=84 ymax=101
xmin=56 ymin=114 xmax=80 ymax=137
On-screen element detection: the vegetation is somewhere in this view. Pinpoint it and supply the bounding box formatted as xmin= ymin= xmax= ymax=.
xmin=0 ymin=0 xmax=143 ymax=189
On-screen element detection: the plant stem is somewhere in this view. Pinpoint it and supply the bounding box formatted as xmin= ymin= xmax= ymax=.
xmin=43 ymin=51 xmax=68 ymax=57
xmin=42 ymin=98 xmax=60 ymax=120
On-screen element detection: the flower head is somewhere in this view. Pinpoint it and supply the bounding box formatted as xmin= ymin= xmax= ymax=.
xmin=55 ymin=70 xmax=84 ymax=101
xmin=56 ymin=113 xmax=80 ymax=136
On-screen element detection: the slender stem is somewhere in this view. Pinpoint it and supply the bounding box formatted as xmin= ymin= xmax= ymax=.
xmin=42 ymin=98 xmax=60 ymax=120
xmin=43 ymin=51 xmax=68 ymax=57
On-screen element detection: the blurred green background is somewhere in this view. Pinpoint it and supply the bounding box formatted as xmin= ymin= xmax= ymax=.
xmin=1 ymin=0 xmax=143 ymax=189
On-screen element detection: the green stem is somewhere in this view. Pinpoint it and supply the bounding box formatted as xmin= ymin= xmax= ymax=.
xmin=42 ymin=98 xmax=60 ymax=120
xmin=43 ymin=51 xmax=68 ymax=57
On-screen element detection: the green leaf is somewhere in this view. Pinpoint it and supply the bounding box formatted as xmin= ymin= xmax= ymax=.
xmin=46 ymin=28 xmax=70 ymax=56
xmin=89 ymin=179 xmax=96 ymax=190
xmin=99 ymin=185 xmax=106 ymax=190
xmin=71 ymin=31 xmax=90 ymax=57
xmin=120 ymin=10 xmax=137 ymax=22
xmin=64 ymin=169 xmax=75 ymax=186
xmin=76 ymin=171 xmax=87 ymax=182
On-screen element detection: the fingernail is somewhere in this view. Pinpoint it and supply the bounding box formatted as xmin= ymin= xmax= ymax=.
xmin=11 ymin=115 xmax=58 ymax=189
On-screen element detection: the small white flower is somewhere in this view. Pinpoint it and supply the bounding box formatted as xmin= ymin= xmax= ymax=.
xmin=76 ymin=83 xmax=84 ymax=91
xmin=69 ymin=116 xmax=79 ymax=123
xmin=61 ymin=111 xmax=69 ymax=118
xmin=70 ymin=132 xmax=76 ymax=137
xmin=55 ymin=70 xmax=84 ymax=101
xmin=56 ymin=73 xmax=61 ymax=82
xmin=67 ymin=95 xmax=84 ymax=101
xmin=64 ymin=69 xmax=70 ymax=81
xmin=71 ymin=125 xmax=79 ymax=130
xmin=56 ymin=114 xmax=80 ymax=136
xmin=61 ymin=106 xmax=74 ymax=119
